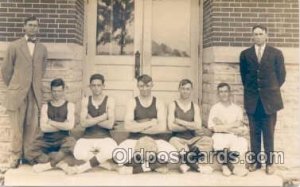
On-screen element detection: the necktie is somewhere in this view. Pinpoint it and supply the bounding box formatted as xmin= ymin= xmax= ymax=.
xmin=257 ymin=46 xmax=262 ymax=63
xmin=27 ymin=38 xmax=36 ymax=43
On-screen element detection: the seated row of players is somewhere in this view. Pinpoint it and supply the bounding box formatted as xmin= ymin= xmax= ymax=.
xmin=26 ymin=74 xmax=249 ymax=177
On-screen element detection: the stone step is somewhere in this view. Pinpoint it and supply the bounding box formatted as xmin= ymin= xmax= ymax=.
xmin=5 ymin=165 xmax=283 ymax=186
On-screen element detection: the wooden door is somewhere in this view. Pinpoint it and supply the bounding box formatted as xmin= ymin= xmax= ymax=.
xmin=85 ymin=0 xmax=199 ymax=121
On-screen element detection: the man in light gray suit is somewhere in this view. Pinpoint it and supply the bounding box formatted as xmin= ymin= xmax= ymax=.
xmin=1 ymin=16 xmax=48 ymax=168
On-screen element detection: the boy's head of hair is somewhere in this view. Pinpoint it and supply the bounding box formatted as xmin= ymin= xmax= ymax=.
xmin=252 ymin=24 xmax=267 ymax=33
xmin=50 ymin=78 xmax=65 ymax=90
xmin=137 ymin=74 xmax=152 ymax=84
xmin=179 ymin=79 xmax=193 ymax=88
xmin=90 ymin=73 xmax=105 ymax=84
xmin=24 ymin=16 xmax=38 ymax=25
xmin=217 ymin=82 xmax=231 ymax=91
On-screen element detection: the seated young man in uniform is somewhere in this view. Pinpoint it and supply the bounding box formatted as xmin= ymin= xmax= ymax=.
xmin=208 ymin=83 xmax=249 ymax=177
xmin=118 ymin=136 xmax=169 ymax=174
xmin=71 ymin=74 xmax=118 ymax=174
xmin=168 ymin=79 xmax=213 ymax=174
xmin=115 ymin=74 xmax=178 ymax=174
xmin=27 ymin=78 xmax=77 ymax=173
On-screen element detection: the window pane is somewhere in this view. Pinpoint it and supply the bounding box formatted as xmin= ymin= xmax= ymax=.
xmin=152 ymin=0 xmax=190 ymax=57
xmin=96 ymin=0 xmax=135 ymax=55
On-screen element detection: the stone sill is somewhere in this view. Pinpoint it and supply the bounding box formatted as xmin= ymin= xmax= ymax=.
xmin=4 ymin=165 xmax=283 ymax=186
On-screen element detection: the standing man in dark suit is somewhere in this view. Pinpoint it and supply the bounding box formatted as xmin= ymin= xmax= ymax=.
xmin=1 ymin=16 xmax=48 ymax=168
xmin=240 ymin=24 xmax=286 ymax=175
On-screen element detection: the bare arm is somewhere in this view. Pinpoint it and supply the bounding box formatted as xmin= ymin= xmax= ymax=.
xmin=142 ymin=99 xmax=167 ymax=134
xmin=80 ymin=97 xmax=111 ymax=129
xmin=175 ymin=119 xmax=199 ymax=130
xmin=124 ymin=99 xmax=152 ymax=132
xmin=40 ymin=104 xmax=60 ymax=132
xmin=175 ymin=103 xmax=202 ymax=131
xmin=48 ymin=102 xmax=75 ymax=131
xmin=167 ymin=102 xmax=188 ymax=132
xmin=96 ymin=97 xmax=115 ymax=129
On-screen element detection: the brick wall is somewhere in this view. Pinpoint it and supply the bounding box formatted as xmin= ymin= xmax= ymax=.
xmin=203 ymin=0 xmax=299 ymax=48
xmin=0 ymin=0 xmax=85 ymax=166
xmin=0 ymin=0 xmax=84 ymax=44
xmin=202 ymin=0 xmax=300 ymax=169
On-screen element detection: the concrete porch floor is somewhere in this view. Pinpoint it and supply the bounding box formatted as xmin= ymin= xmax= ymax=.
xmin=4 ymin=165 xmax=283 ymax=186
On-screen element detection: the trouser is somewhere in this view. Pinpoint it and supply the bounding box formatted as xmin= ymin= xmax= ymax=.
xmin=26 ymin=131 xmax=76 ymax=167
xmin=212 ymin=133 xmax=248 ymax=155
xmin=247 ymin=99 xmax=277 ymax=166
xmin=169 ymin=136 xmax=213 ymax=170
xmin=115 ymin=139 xmax=178 ymax=165
xmin=73 ymin=137 xmax=118 ymax=164
xmin=7 ymin=86 xmax=39 ymax=161
xmin=169 ymin=136 xmax=213 ymax=153
xmin=213 ymin=133 xmax=248 ymax=168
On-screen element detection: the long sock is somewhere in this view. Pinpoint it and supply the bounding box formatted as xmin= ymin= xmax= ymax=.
xmin=77 ymin=156 xmax=100 ymax=174
xmin=76 ymin=162 xmax=92 ymax=174
xmin=178 ymin=152 xmax=190 ymax=173
xmin=56 ymin=161 xmax=77 ymax=175
xmin=90 ymin=156 xmax=101 ymax=167
xmin=186 ymin=147 xmax=201 ymax=171
xmin=222 ymin=165 xmax=232 ymax=176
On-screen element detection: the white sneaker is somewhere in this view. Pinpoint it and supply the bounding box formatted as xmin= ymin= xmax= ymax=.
xmin=64 ymin=166 xmax=79 ymax=175
xmin=179 ymin=164 xmax=190 ymax=173
xmin=100 ymin=161 xmax=113 ymax=170
xmin=222 ymin=165 xmax=232 ymax=176
xmin=198 ymin=165 xmax=213 ymax=174
xmin=233 ymin=166 xmax=249 ymax=177
xmin=155 ymin=166 xmax=169 ymax=174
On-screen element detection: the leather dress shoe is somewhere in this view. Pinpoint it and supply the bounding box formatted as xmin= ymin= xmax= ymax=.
xmin=9 ymin=159 xmax=20 ymax=169
xmin=248 ymin=163 xmax=261 ymax=172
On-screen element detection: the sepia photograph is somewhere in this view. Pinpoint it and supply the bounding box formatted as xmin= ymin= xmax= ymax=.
xmin=0 ymin=0 xmax=299 ymax=186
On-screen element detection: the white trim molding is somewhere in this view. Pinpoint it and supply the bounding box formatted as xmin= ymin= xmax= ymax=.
xmin=203 ymin=46 xmax=299 ymax=64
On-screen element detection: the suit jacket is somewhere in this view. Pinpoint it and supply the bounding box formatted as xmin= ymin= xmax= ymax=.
xmin=1 ymin=37 xmax=48 ymax=111
xmin=240 ymin=45 xmax=286 ymax=114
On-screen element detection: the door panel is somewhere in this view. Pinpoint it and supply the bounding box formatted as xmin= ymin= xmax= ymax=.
xmin=151 ymin=66 xmax=190 ymax=82
xmin=151 ymin=0 xmax=191 ymax=57
xmin=143 ymin=0 xmax=199 ymax=103
xmin=91 ymin=65 xmax=135 ymax=81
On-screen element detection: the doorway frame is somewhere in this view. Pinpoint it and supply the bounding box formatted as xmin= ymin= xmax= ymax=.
xmin=83 ymin=0 xmax=203 ymax=105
